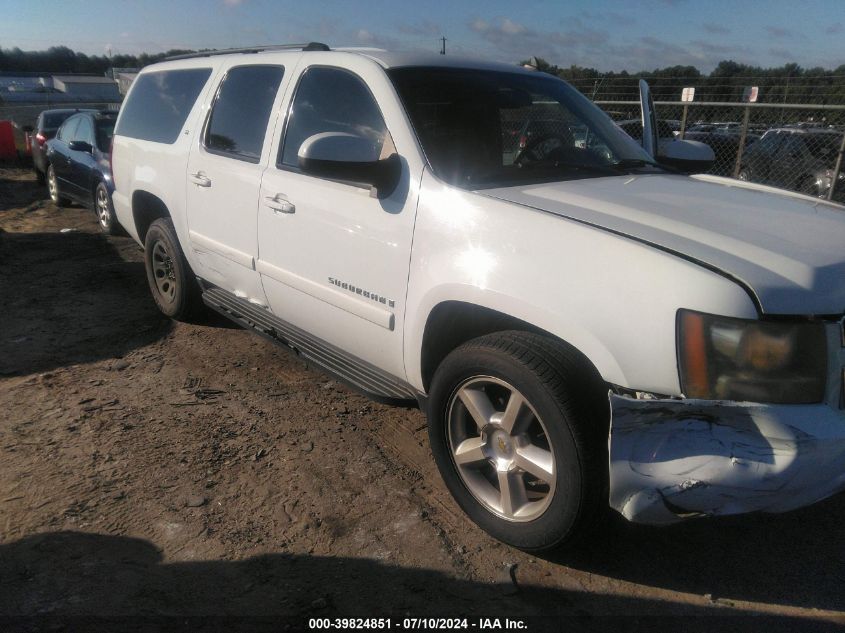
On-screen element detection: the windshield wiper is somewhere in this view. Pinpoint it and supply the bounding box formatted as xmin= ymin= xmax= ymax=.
xmin=610 ymin=158 xmax=665 ymax=170
xmin=521 ymin=159 xmax=619 ymax=176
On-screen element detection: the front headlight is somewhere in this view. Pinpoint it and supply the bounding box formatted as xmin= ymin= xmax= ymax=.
xmin=677 ymin=309 xmax=827 ymax=404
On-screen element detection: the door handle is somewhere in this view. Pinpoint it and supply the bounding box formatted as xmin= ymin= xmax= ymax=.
xmin=189 ymin=172 xmax=211 ymax=187
xmin=264 ymin=195 xmax=295 ymax=214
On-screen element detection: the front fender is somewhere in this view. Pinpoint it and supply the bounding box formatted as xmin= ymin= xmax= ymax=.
xmin=404 ymin=168 xmax=757 ymax=395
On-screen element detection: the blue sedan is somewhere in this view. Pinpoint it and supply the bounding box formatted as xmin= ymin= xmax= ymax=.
xmin=45 ymin=110 xmax=121 ymax=234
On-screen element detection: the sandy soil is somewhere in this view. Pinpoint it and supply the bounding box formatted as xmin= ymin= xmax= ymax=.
xmin=1 ymin=167 xmax=844 ymax=632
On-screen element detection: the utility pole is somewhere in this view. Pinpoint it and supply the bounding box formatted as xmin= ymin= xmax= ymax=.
xmin=439 ymin=36 xmax=446 ymax=55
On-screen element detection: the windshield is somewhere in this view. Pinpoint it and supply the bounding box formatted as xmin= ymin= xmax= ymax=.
xmin=388 ymin=67 xmax=654 ymax=188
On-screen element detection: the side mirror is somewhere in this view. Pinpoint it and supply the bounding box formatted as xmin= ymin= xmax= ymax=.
xmin=638 ymin=79 xmax=659 ymax=158
xmin=68 ymin=140 xmax=93 ymax=153
xmin=658 ymin=139 xmax=715 ymax=174
xmin=298 ymin=132 xmax=400 ymax=199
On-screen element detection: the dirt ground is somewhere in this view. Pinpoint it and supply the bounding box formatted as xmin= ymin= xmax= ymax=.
xmin=2 ymin=166 xmax=845 ymax=632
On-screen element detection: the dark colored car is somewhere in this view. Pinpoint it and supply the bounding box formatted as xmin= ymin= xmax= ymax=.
xmin=31 ymin=108 xmax=96 ymax=184
xmin=682 ymin=130 xmax=760 ymax=177
xmin=738 ymin=128 xmax=845 ymax=202
xmin=45 ymin=110 xmax=121 ymax=234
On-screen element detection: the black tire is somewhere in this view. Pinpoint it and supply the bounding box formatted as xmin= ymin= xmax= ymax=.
xmin=46 ymin=165 xmax=70 ymax=206
xmin=143 ymin=217 xmax=204 ymax=321
xmin=427 ymin=331 xmax=608 ymax=552
xmin=94 ymin=182 xmax=122 ymax=235
xmin=737 ymin=166 xmax=751 ymax=182
xmin=797 ymin=175 xmax=820 ymax=198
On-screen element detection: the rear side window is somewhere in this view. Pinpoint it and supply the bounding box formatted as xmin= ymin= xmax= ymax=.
xmin=205 ymin=65 xmax=284 ymax=162
xmin=76 ymin=117 xmax=95 ymax=145
xmin=96 ymin=118 xmax=116 ymax=152
xmin=57 ymin=115 xmax=80 ymax=141
xmin=115 ymin=68 xmax=212 ymax=144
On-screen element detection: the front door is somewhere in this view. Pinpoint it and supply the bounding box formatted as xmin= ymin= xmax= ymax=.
xmin=185 ymin=62 xmax=290 ymax=305
xmin=257 ymin=59 xmax=423 ymax=380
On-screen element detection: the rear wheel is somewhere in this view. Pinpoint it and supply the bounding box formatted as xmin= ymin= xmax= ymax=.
xmin=47 ymin=165 xmax=70 ymax=206
xmin=427 ymin=331 xmax=608 ymax=551
xmin=95 ymin=182 xmax=121 ymax=235
xmin=797 ymin=175 xmax=820 ymax=197
xmin=737 ymin=166 xmax=751 ymax=182
xmin=143 ymin=218 xmax=203 ymax=321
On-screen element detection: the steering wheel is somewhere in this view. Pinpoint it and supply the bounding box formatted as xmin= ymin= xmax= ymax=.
xmin=514 ymin=133 xmax=572 ymax=166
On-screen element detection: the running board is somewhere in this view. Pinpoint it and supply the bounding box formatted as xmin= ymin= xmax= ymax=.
xmin=201 ymin=285 xmax=419 ymax=406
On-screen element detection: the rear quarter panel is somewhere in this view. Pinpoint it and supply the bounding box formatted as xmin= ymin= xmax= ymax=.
xmin=111 ymin=59 xmax=223 ymax=249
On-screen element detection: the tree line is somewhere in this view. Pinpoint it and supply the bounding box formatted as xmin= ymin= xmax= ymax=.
xmin=526 ymin=58 xmax=845 ymax=104
xmin=0 ymin=45 xmax=198 ymax=75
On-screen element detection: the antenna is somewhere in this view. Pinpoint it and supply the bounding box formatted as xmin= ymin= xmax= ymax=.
xmin=439 ymin=36 xmax=446 ymax=55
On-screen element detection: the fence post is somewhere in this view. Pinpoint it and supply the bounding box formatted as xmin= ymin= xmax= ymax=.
xmin=732 ymin=106 xmax=751 ymax=178
xmin=828 ymin=132 xmax=845 ymax=201
xmin=680 ymin=104 xmax=688 ymax=139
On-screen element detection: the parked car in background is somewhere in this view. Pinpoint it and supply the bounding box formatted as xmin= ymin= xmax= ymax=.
xmin=738 ymin=128 xmax=845 ymax=202
xmin=45 ymin=110 xmax=121 ymax=234
xmin=682 ymin=128 xmax=760 ymax=177
xmin=31 ymin=108 xmax=96 ymax=184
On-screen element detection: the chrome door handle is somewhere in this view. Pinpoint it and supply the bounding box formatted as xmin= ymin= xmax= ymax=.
xmin=189 ymin=172 xmax=211 ymax=187
xmin=264 ymin=195 xmax=295 ymax=214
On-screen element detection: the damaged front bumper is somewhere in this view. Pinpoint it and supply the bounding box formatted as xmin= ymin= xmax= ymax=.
xmin=609 ymin=394 xmax=845 ymax=524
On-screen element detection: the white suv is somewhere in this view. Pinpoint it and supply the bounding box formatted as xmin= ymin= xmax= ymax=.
xmin=111 ymin=43 xmax=845 ymax=551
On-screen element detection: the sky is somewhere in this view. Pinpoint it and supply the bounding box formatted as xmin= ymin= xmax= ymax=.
xmin=0 ymin=0 xmax=843 ymax=73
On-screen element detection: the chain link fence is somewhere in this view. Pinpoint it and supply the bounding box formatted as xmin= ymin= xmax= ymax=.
xmin=594 ymin=100 xmax=845 ymax=202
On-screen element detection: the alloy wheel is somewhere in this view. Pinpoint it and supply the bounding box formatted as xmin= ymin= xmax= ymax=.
xmin=96 ymin=187 xmax=111 ymax=228
xmin=446 ymin=376 xmax=556 ymax=522
xmin=151 ymin=240 xmax=177 ymax=304
xmin=48 ymin=168 xmax=58 ymax=203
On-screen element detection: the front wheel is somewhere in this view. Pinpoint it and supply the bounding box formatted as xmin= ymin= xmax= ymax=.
xmin=143 ymin=218 xmax=204 ymax=321
xmin=427 ymin=331 xmax=608 ymax=551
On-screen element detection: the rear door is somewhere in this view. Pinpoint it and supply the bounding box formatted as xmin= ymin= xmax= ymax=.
xmin=185 ymin=62 xmax=293 ymax=305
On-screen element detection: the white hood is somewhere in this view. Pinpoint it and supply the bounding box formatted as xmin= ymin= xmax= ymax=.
xmin=481 ymin=174 xmax=845 ymax=315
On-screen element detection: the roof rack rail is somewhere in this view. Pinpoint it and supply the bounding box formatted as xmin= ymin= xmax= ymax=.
xmin=165 ymin=42 xmax=330 ymax=61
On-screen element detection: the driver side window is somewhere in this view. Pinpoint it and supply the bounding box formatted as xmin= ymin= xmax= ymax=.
xmin=279 ymin=67 xmax=388 ymax=169
xmin=58 ymin=116 xmax=80 ymax=142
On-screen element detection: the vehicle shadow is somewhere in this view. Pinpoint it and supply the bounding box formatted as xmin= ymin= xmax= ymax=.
xmin=0 ymin=170 xmax=44 ymax=212
xmin=0 ymin=530 xmax=835 ymax=633
xmin=0 ymin=230 xmax=171 ymax=376
xmin=551 ymin=492 xmax=845 ymax=613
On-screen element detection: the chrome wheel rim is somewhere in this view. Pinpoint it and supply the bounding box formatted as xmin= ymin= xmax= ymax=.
xmin=738 ymin=169 xmax=749 ymax=182
xmin=96 ymin=187 xmax=110 ymax=228
xmin=48 ymin=168 xmax=58 ymax=202
xmin=447 ymin=376 xmax=556 ymax=522
xmin=151 ymin=240 xmax=177 ymax=303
